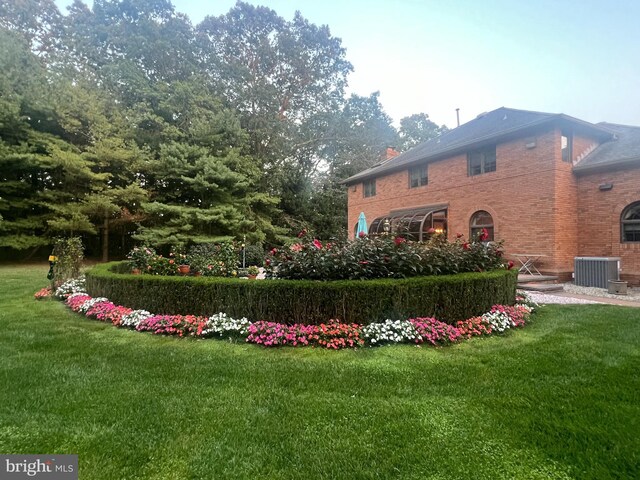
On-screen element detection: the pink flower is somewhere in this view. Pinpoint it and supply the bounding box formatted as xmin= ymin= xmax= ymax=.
xmin=290 ymin=243 xmax=303 ymax=252
xmin=480 ymin=228 xmax=489 ymax=241
xmin=312 ymin=239 xmax=322 ymax=249
xmin=427 ymin=227 xmax=436 ymax=234
xmin=270 ymin=248 xmax=277 ymax=255
xmin=297 ymin=229 xmax=307 ymax=238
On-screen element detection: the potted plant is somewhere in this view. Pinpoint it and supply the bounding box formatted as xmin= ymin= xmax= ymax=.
xmin=177 ymin=254 xmax=190 ymax=275
xmin=247 ymin=265 xmax=259 ymax=279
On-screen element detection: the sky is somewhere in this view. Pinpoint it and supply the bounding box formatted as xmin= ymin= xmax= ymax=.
xmin=53 ymin=0 xmax=640 ymax=129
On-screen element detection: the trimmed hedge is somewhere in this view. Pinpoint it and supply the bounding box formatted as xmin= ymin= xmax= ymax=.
xmin=86 ymin=262 xmax=518 ymax=325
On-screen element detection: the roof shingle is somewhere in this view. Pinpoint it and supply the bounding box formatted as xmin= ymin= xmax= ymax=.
xmin=343 ymin=107 xmax=614 ymax=184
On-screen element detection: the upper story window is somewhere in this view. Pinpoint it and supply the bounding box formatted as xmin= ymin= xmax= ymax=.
xmin=621 ymin=201 xmax=640 ymax=242
xmin=409 ymin=164 xmax=428 ymax=188
xmin=363 ymin=179 xmax=376 ymax=198
xmin=561 ymin=130 xmax=573 ymax=162
xmin=468 ymin=146 xmax=496 ymax=176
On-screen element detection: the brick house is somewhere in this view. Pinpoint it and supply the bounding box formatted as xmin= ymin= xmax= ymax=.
xmin=343 ymin=107 xmax=640 ymax=284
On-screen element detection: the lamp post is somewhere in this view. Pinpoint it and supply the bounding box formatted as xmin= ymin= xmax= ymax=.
xmin=242 ymin=235 xmax=246 ymax=269
xmin=383 ymin=219 xmax=391 ymax=235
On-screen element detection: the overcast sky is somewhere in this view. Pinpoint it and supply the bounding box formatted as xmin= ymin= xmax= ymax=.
xmin=53 ymin=0 xmax=640 ymax=129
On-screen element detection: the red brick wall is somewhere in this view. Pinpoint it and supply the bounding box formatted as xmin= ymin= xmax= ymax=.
xmin=347 ymin=128 xmax=630 ymax=280
xmin=577 ymin=167 xmax=640 ymax=285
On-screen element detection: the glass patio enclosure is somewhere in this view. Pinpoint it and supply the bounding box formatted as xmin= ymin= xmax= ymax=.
xmin=368 ymin=205 xmax=448 ymax=241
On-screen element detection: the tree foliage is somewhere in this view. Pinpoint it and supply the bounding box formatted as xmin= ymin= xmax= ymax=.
xmin=0 ymin=0 xmax=446 ymax=257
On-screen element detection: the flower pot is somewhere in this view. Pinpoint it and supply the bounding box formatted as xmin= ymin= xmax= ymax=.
xmin=178 ymin=265 xmax=191 ymax=275
xmin=248 ymin=274 xmax=257 ymax=280
xmin=131 ymin=268 xmax=141 ymax=275
xmin=193 ymin=271 xmax=202 ymax=277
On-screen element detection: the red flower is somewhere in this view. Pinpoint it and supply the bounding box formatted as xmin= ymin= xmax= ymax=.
xmin=456 ymin=232 xmax=464 ymax=238
xmin=297 ymin=229 xmax=307 ymax=238
xmin=480 ymin=228 xmax=489 ymax=241
xmin=265 ymin=259 xmax=271 ymax=266
xmin=507 ymin=260 xmax=515 ymax=270
xmin=462 ymin=242 xmax=470 ymax=250
xmin=394 ymin=236 xmax=406 ymax=245
xmin=312 ymin=239 xmax=323 ymax=249
xmin=358 ymin=231 xmax=366 ymax=238
xmin=359 ymin=260 xmax=369 ymax=265
xmin=270 ymin=248 xmax=277 ymax=255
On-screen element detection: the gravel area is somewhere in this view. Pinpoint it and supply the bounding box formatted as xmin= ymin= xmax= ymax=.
xmin=521 ymin=282 xmax=640 ymax=305
xmin=562 ymin=282 xmax=640 ymax=302
xmin=523 ymin=291 xmax=604 ymax=305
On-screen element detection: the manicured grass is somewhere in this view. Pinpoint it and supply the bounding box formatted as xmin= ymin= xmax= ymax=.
xmin=1 ymin=265 xmax=639 ymax=479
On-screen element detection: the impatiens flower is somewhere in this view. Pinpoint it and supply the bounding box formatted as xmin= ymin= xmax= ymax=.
xmin=312 ymin=239 xmax=322 ymax=249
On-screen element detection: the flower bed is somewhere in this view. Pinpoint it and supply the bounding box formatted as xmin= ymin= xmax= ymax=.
xmin=43 ymin=278 xmax=537 ymax=350
xmin=86 ymin=262 xmax=518 ymax=324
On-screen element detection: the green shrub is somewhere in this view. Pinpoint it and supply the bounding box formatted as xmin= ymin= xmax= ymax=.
xmin=127 ymin=246 xmax=156 ymax=271
xmin=86 ymin=262 xmax=517 ymax=324
xmin=265 ymin=232 xmax=506 ymax=280
xmin=242 ymin=244 xmax=265 ymax=267
xmin=52 ymin=237 xmax=84 ymax=285
xmin=187 ymin=242 xmax=237 ymax=276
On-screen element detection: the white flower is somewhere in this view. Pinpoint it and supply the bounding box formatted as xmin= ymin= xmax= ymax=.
xmin=362 ymin=319 xmax=419 ymax=346
xmin=120 ymin=310 xmax=153 ymax=328
xmin=201 ymin=313 xmax=251 ymax=338
xmin=55 ymin=276 xmax=87 ymax=299
xmin=78 ymin=297 xmax=108 ymax=313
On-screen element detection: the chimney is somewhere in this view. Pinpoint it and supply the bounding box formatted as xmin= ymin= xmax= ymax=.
xmin=384 ymin=147 xmax=400 ymax=160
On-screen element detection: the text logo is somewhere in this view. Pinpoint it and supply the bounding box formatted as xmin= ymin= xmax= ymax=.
xmin=0 ymin=455 xmax=77 ymax=480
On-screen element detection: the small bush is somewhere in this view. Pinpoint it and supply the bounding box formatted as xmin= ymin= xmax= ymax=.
xmin=52 ymin=237 xmax=84 ymax=285
xmin=187 ymin=242 xmax=237 ymax=276
xmin=242 ymin=244 xmax=265 ymax=267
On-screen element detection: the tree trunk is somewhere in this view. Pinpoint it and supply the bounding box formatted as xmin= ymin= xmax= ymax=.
xmin=102 ymin=216 xmax=109 ymax=262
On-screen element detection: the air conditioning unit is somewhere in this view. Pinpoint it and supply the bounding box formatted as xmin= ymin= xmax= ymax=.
xmin=574 ymin=257 xmax=620 ymax=288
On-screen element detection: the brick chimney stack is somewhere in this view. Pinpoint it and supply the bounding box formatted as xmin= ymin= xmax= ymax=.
xmin=384 ymin=147 xmax=400 ymax=160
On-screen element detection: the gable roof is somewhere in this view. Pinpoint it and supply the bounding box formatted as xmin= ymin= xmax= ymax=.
xmin=573 ymin=123 xmax=640 ymax=173
xmin=343 ymin=107 xmax=614 ymax=185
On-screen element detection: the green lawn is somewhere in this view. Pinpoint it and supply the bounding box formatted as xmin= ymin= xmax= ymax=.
xmin=1 ymin=265 xmax=638 ymax=479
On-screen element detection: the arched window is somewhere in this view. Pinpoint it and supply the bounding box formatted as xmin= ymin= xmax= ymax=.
xmin=621 ymin=201 xmax=640 ymax=242
xmin=470 ymin=210 xmax=494 ymax=241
